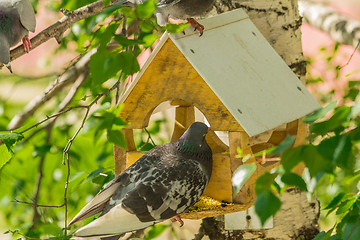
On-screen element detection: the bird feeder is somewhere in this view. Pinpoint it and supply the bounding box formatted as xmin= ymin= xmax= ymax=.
xmin=114 ymin=9 xmax=320 ymax=219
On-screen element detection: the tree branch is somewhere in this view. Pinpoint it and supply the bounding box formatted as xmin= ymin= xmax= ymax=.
xmin=7 ymin=49 xmax=96 ymax=130
xmin=299 ymin=0 xmax=360 ymax=49
xmin=0 ymin=0 xmax=119 ymax=69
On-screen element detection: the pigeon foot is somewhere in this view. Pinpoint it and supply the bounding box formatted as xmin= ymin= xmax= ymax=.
xmin=170 ymin=215 xmax=184 ymax=227
xmin=186 ymin=18 xmax=204 ymax=36
xmin=22 ymin=36 xmax=32 ymax=52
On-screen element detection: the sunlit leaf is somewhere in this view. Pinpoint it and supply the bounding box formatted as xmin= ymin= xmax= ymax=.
xmin=310 ymin=106 xmax=351 ymax=136
xmin=232 ymin=163 xmax=256 ymax=196
xmin=136 ymin=0 xmax=157 ymax=19
xmin=0 ymin=133 xmax=24 ymax=153
xmin=166 ymin=23 xmax=190 ymax=33
xmin=303 ymin=101 xmax=337 ymax=123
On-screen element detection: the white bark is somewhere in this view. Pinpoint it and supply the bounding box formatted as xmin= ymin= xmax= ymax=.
xmin=299 ymin=0 xmax=360 ymax=49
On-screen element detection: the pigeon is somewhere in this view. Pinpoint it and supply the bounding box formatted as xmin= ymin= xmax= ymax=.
xmin=0 ymin=0 xmax=36 ymax=73
xmin=114 ymin=0 xmax=216 ymax=35
xmin=69 ymin=122 xmax=213 ymax=239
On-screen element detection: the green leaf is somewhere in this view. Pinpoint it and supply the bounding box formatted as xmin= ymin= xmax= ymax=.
xmin=0 ymin=132 xmax=24 ymax=153
xmin=165 ymin=23 xmax=190 ymax=33
xmin=84 ymin=168 xmax=105 ymax=183
xmin=255 ymin=172 xmax=277 ymax=195
xmin=336 ymin=198 xmax=356 ymax=215
xmin=255 ymin=190 xmax=281 ymax=226
xmin=232 ymin=163 xmax=257 ymax=196
xmin=313 ymin=231 xmax=327 ymax=240
xmin=138 ymin=20 xmax=155 ymax=33
xmin=303 ymin=145 xmax=331 ymax=178
xmin=272 ymin=135 xmax=296 ymax=154
xmin=145 ymin=224 xmax=168 ymax=239
xmin=281 ymin=173 xmax=307 ymax=191
xmin=117 ymin=51 xmax=140 ymax=75
xmin=107 ymin=130 xmax=126 ymax=148
xmin=141 ymin=33 xmax=159 ymax=48
xmin=280 ymin=146 xmax=303 ymax=172
xmin=303 ymin=101 xmax=337 ymax=123
xmin=136 ymin=0 xmax=157 ymax=19
xmin=324 ymin=192 xmax=346 ymax=210
xmin=318 ymin=135 xmax=354 ymax=171
xmin=0 ymin=144 xmax=12 ymax=169
xmin=310 ymin=106 xmax=351 ymax=136
xmin=342 ymin=219 xmax=360 ymax=240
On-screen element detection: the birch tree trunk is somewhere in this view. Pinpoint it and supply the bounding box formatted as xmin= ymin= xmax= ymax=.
xmin=195 ymin=1 xmax=320 ymax=239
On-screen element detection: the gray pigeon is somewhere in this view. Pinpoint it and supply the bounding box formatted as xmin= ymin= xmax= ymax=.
xmin=0 ymin=0 xmax=36 ymax=73
xmin=69 ymin=122 xmax=212 ymax=239
xmin=115 ymin=0 xmax=216 ymax=35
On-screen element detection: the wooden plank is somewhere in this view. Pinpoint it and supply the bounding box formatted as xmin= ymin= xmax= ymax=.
xmin=113 ymin=145 xmax=126 ymax=176
xmin=181 ymin=203 xmax=251 ymax=220
xmin=171 ymin=106 xmax=195 ymax=142
xmin=170 ymin=9 xmax=321 ymax=136
xmin=203 ymin=153 xmax=232 ymax=202
xmin=126 ymin=151 xmax=147 ymax=167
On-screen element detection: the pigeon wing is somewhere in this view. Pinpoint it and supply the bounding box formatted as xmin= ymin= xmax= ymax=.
xmin=68 ymin=178 xmax=121 ymax=226
xmin=14 ymin=0 xmax=36 ymax=32
xmin=74 ymin=158 xmax=209 ymax=237
xmin=122 ymin=158 xmax=210 ymax=222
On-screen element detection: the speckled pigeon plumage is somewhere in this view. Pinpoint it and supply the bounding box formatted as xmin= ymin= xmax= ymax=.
xmin=69 ymin=122 xmax=212 ymax=239
xmin=0 ymin=0 xmax=36 ymax=73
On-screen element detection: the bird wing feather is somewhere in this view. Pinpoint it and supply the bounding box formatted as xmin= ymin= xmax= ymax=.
xmin=68 ymin=180 xmax=121 ymax=225
xmin=14 ymin=0 xmax=36 ymax=32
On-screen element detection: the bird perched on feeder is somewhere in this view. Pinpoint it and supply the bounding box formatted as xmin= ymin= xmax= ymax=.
xmin=114 ymin=0 xmax=216 ymax=36
xmin=0 ymin=0 xmax=36 ymax=73
xmin=69 ymin=122 xmax=213 ymax=239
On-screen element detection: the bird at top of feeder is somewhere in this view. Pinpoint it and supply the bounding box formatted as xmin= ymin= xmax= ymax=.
xmin=0 ymin=0 xmax=36 ymax=73
xmin=69 ymin=122 xmax=213 ymax=239
xmin=114 ymin=0 xmax=217 ymax=36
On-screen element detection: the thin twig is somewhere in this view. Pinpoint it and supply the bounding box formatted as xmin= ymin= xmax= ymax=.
xmin=340 ymin=40 xmax=360 ymax=69
xmin=144 ymin=128 xmax=156 ymax=146
xmin=8 ymin=49 xmax=96 ymax=130
xmin=13 ymin=199 xmax=65 ymax=208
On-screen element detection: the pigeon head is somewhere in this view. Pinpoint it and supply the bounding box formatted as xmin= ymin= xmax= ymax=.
xmin=176 ymin=122 xmax=212 ymax=159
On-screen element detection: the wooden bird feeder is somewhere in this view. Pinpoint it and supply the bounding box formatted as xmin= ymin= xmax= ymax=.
xmin=114 ymin=9 xmax=320 ymax=220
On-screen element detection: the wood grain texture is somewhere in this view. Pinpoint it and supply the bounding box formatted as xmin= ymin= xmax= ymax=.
xmin=203 ymin=153 xmax=233 ymax=202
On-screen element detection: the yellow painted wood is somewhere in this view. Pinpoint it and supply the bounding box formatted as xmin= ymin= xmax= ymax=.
xmin=126 ymin=151 xmax=147 ymax=167
xmin=114 ymin=145 xmax=126 ymax=176
xmin=293 ymin=118 xmax=307 ymax=175
xmin=123 ymin=128 xmax=136 ymax=151
xmin=120 ymin=38 xmax=244 ymax=132
xmin=203 ymin=153 xmax=233 ymax=202
xmin=171 ymin=106 xmax=195 ymax=142
xmin=233 ymin=131 xmax=257 ymax=204
xmin=180 ymin=203 xmax=251 ymax=220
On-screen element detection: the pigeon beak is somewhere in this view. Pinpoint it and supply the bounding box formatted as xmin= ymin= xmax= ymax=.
xmin=5 ymin=63 xmax=13 ymax=74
